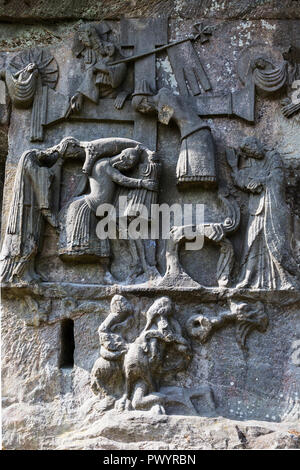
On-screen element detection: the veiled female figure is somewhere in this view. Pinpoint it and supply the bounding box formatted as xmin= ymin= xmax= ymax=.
xmin=0 ymin=147 xmax=60 ymax=284
xmin=229 ymin=137 xmax=299 ymax=289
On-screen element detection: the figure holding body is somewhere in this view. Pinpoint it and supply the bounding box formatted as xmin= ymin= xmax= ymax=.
xmin=0 ymin=147 xmax=60 ymax=284
xmin=227 ymin=137 xmax=299 ymax=289
xmin=132 ymin=80 xmax=217 ymax=188
xmin=69 ymin=22 xmax=129 ymax=115
xmin=57 ymin=137 xmax=157 ymax=265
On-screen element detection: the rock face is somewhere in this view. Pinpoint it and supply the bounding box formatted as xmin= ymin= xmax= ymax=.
xmin=3 ymin=405 xmax=300 ymax=450
xmin=1 ymin=1 xmax=300 ymax=21
xmin=1 ymin=1 xmax=300 ymax=450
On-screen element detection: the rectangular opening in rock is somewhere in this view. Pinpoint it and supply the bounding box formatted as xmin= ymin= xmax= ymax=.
xmin=59 ymin=319 xmax=75 ymax=369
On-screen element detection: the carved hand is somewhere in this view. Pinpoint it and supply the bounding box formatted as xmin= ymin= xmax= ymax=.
xmin=204 ymin=224 xmax=224 ymax=242
xmin=114 ymin=91 xmax=128 ymax=110
xmin=141 ymin=179 xmax=158 ymax=191
xmin=246 ymin=180 xmax=263 ymax=193
xmin=93 ymin=62 xmax=109 ymax=74
xmin=70 ymin=92 xmax=83 ymax=113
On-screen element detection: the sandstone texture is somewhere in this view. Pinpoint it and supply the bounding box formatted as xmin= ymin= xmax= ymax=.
xmin=1 ymin=1 xmax=300 ymax=451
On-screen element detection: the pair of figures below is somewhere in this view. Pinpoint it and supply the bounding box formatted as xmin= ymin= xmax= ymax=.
xmin=91 ymin=295 xmax=191 ymax=413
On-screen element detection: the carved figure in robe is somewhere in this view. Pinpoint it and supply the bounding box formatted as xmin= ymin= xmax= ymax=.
xmin=227 ymin=137 xmax=300 ymax=289
xmin=132 ymin=79 xmax=216 ymax=188
xmin=0 ymin=147 xmax=60 ymax=284
xmin=0 ymin=48 xmax=59 ymax=141
xmin=69 ymin=22 xmax=129 ymax=115
xmin=57 ymin=137 xmax=158 ymax=263
xmin=114 ymin=148 xmax=161 ymax=279
xmin=1 ymin=62 xmax=38 ymax=109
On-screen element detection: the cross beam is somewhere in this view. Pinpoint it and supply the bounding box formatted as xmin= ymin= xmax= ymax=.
xmin=120 ymin=17 xmax=168 ymax=150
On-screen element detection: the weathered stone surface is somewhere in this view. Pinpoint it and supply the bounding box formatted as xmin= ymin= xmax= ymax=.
xmin=3 ymin=407 xmax=300 ymax=450
xmin=1 ymin=4 xmax=300 ymax=451
xmin=2 ymin=289 xmax=299 ymax=449
xmin=0 ymin=1 xmax=300 ymax=21
xmin=55 ymin=414 xmax=300 ymax=450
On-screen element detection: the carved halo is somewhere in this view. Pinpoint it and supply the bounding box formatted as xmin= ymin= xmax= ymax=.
xmin=237 ymin=42 xmax=287 ymax=89
xmin=8 ymin=48 xmax=59 ymax=89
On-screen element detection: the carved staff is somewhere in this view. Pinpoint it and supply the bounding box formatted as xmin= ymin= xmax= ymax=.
xmin=110 ymin=23 xmax=213 ymax=94
xmin=108 ymin=36 xmax=199 ymax=66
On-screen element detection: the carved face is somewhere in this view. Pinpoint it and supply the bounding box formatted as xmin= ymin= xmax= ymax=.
xmin=64 ymin=141 xmax=82 ymax=158
xmin=156 ymin=316 xmax=169 ymax=332
xmin=240 ymin=138 xmax=264 ymax=159
xmin=16 ymin=62 xmax=38 ymax=82
xmin=110 ymin=294 xmax=133 ymax=317
xmin=251 ymin=57 xmax=269 ymax=71
xmin=37 ymin=150 xmax=60 ymax=168
xmin=25 ymin=63 xmax=37 ymax=73
xmin=78 ymin=28 xmax=92 ymax=48
xmin=98 ymin=40 xmax=115 ymax=58
xmin=114 ymin=148 xmax=140 ymax=171
xmin=158 ymin=104 xmax=174 ymax=125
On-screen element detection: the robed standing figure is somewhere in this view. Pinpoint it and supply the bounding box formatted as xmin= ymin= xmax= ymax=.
xmin=227 ymin=137 xmax=300 ymax=289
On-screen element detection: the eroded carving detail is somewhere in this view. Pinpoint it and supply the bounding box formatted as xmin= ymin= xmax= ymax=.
xmin=68 ymin=22 xmax=129 ymax=116
xmin=227 ymin=137 xmax=300 ymax=290
xmin=160 ymin=192 xmax=240 ymax=287
xmin=0 ymin=48 xmax=59 ymax=141
xmin=91 ymin=296 xmax=191 ymax=414
xmin=91 ymin=295 xmax=134 ymax=402
xmin=58 ymin=137 xmax=159 ymax=279
xmin=186 ymin=300 xmax=268 ymax=351
xmin=2 ymin=16 xmax=300 ymax=445
xmin=0 ymin=147 xmax=60 ymax=284
xmin=132 ymin=80 xmax=217 ymax=188
xmin=115 ymin=148 xmax=161 ymax=280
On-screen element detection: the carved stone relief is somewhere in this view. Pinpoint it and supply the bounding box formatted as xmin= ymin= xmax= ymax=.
xmin=68 ymin=22 xmax=130 ymax=116
xmin=226 ymin=137 xmax=300 ymax=290
xmin=0 ymin=48 xmax=59 ymax=141
xmin=1 ymin=14 xmax=300 ymax=449
xmin=0 ymin=146 xmax=60 ymax=283
xmin=91 ymin=295 xmax=191 ymax=413
xmin=90 ymin=295 xmax=269 ymax=415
